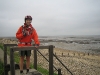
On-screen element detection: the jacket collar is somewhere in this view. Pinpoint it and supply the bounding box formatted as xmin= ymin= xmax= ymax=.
xmin=24 ymin=23 xmax=32 ymax=28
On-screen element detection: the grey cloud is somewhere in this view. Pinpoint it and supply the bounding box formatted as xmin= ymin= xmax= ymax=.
xmin=0 ymin=0 xmax=100 ymax=36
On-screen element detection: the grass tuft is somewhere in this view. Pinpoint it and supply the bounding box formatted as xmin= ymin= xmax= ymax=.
xmin=0 ymin=60 xmax=4 ymax=75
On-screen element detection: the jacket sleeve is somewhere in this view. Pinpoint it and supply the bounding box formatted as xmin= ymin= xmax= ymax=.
xmin=32 ymin=29 xmax=40 ymax=45
xmin=16 ymin=26 xmax=24 ymax=39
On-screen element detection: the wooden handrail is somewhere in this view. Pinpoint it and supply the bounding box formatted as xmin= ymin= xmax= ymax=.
xmin=3 ymin=44 xmax=55 ymax=75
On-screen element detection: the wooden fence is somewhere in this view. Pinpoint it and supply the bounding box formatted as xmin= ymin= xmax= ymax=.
xmin=3 ymin=44 xmax=73 ymax=75
xmin=3 ymin=44 xmax=54 ymax=75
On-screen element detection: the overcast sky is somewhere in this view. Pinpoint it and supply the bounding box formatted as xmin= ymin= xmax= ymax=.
xmin=0 ymin=0 xmax=100 ymax=37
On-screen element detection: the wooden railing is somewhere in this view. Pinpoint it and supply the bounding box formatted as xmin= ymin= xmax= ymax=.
xmin=3 ymin=44 xmax=73 ymax=75
xmin=3 ymin=44 xmax=54 ymax=75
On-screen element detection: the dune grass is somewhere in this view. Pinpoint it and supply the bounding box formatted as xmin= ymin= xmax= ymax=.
xmin=0 ymin=60 xmax=4 ymax=75
xmin=0 ymin=43 xmax=3 ymax=50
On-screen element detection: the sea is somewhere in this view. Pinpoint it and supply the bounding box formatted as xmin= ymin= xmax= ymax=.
xmin=1 ymin=35 xmax=100 ymax=54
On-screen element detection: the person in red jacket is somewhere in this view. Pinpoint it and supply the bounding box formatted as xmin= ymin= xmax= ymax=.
xmin=16 ymin=15 xmax=40 ymax=75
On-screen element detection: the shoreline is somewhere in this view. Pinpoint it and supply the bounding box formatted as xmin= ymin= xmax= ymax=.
xmin=0 ymin=38 xmax=100 ymax=55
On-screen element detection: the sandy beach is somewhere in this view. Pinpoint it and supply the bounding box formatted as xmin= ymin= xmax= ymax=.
xmin=33 ymin=48 xmax=100 ymax=75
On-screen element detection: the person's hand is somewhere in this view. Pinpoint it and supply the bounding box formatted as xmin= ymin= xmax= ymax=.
xmin=23 ymin=30 xmax=28 ymax=36
xmin=35 ymin=46 xmax=38 ymax=48
xmin=23 ymin=32 xmax=26 ymax=36
xmin=35 ymin=44 xmax=39 ymax=48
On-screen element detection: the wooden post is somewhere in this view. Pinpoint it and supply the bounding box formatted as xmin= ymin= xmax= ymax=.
xmin=49 ymin=45 xmax=54 ymax=75
xmin=4 ymin=44 xmax=8 ymax=75
xmin=68 ymin=53 xmax=69 ymax=56
xmin=34 ymin=48 xmax=37 ymax=70
xmin=88 ymin=53 xmax=89 ymax=56
xmin=58 ymin=69 xmax=62 ymax=75
xmin=10 ymin=48 xmax=15 ymax=75
xmin=4 ymin=45 xmax=7 ymax=65
xmin=62 ymin=53 xmax=63 ymax=56
xmin=73 ymin=53 xmax=75 ymax=56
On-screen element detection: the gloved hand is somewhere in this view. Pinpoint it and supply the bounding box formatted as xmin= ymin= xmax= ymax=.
xmin=35 ymin=44 xmax=39 ymax=48
xmin=23 ymin=30 xmax=28 ymax=36
xmin=23 ymin=32 xmax=26 ymax=36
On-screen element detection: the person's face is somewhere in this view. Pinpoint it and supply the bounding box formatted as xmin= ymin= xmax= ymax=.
xmin=25 ymin=19 xmax=32 ymax=25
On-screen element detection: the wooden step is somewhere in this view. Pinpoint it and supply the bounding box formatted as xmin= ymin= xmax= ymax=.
xmin=8 ymin=69 xmax=42 ymax=75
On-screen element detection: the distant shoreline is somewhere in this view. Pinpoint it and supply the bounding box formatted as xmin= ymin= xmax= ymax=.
xmin=0 ymin=36 xmax=100 ymax=54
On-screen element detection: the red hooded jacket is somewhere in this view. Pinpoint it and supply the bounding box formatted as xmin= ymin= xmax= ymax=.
xmin=16 ymin=24 xmax=40 ymax=46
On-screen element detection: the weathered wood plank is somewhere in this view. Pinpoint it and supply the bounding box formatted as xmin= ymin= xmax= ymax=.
xmin=4 ymin=44 xmax=17 ymax=46
xmin=10 ymin=45 xmax=55 ymax=51
xmin=49 ymin=45 xmax=54 ymax=75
